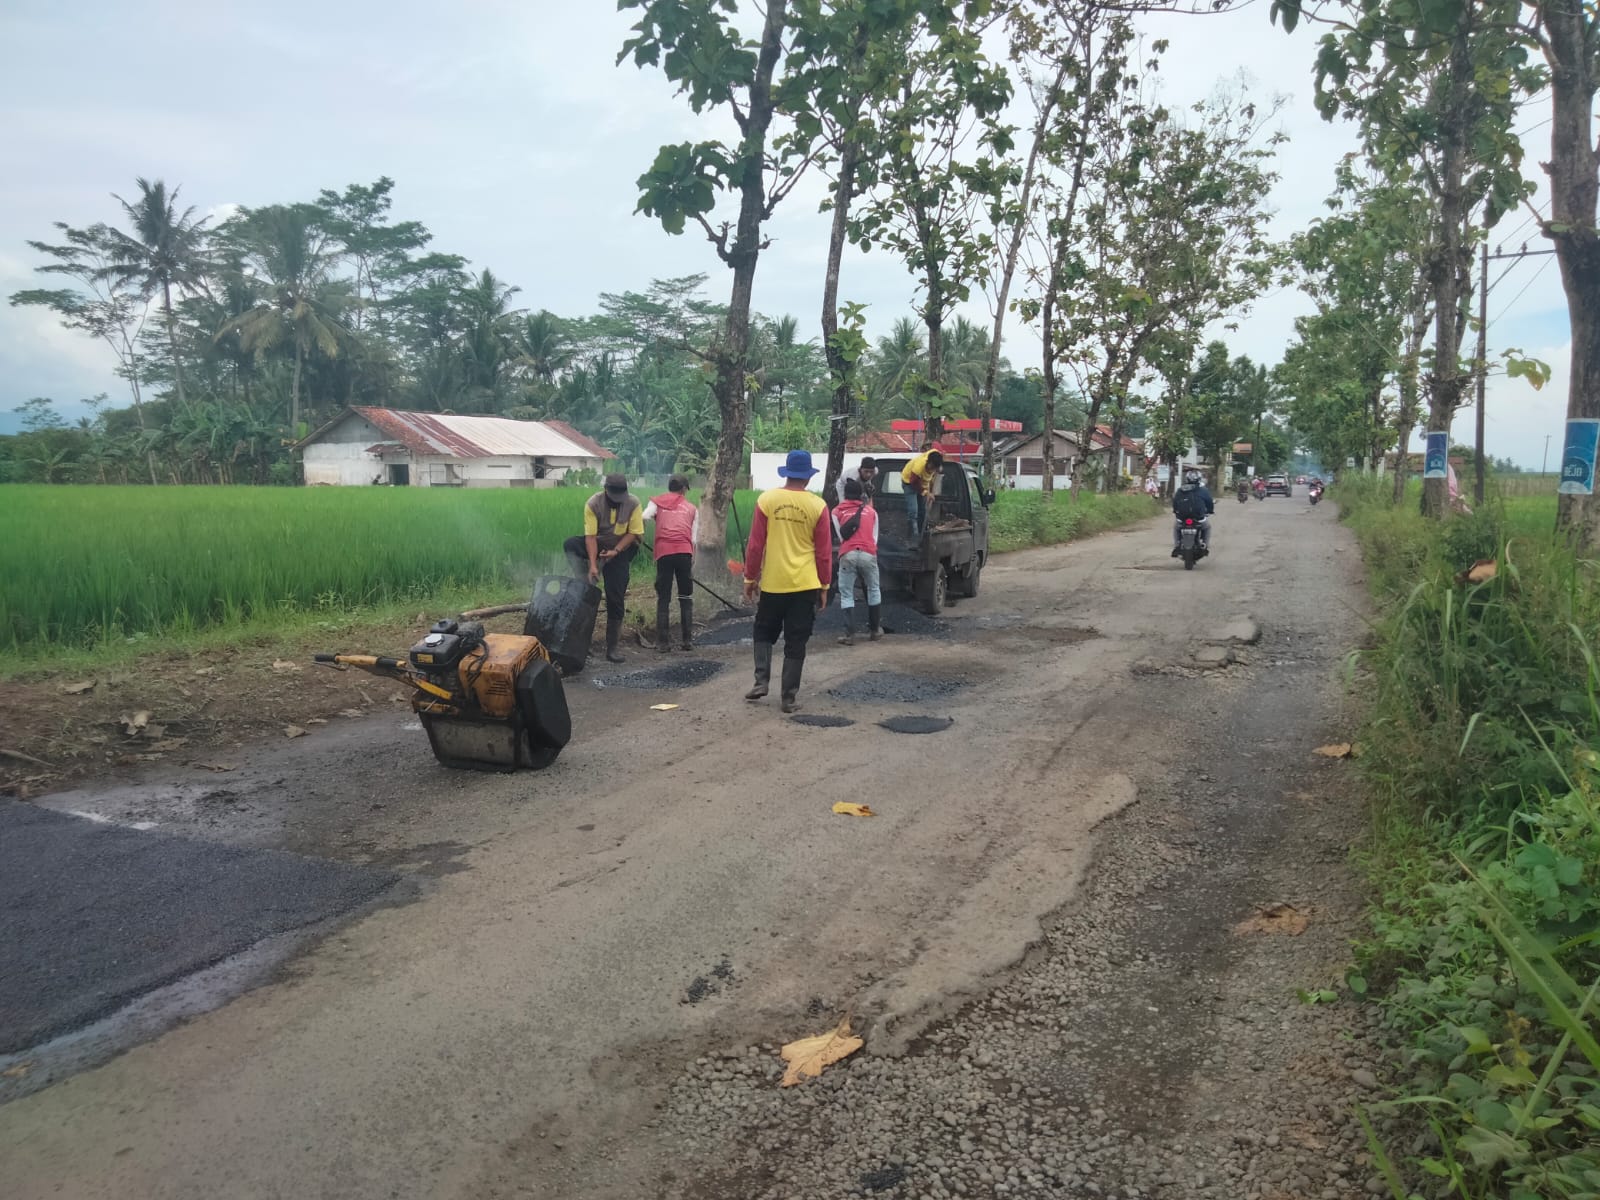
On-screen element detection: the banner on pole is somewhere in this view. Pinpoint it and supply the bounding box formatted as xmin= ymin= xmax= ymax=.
xmin=1423 ymin=432 xmax=1449 ymax=479
xmin=1558 ymin=418 xmax=1599 ymax=495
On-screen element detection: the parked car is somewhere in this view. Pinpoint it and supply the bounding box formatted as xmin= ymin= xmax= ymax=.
xmin=870 ymin=459 xmax=994 ymax=613
xmin=1264 ymin=473 xmax=1291 ymax=497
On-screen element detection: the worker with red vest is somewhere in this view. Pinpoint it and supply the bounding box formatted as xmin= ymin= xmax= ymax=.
xmin=832 ymin=477 xmax=882 ymax=645
xmin=643 ymin=475 xmax=700 ymax=652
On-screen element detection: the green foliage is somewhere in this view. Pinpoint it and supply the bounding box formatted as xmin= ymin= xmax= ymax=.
xmin=987 ymin=489 xmax=1158 ymax=553
xmin=1338 ymin=476 xmax=1600 ymax=1197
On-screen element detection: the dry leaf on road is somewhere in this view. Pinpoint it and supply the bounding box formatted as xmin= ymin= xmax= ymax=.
xmin=338 ymin=708 xmax=366 ymax=719
xmin=1313 ymin=743 xmax=1353 ymax=759
xmin=120 ymin=711 xmax=151 ymax=736
xmin=649 ymin=703 xmax=680 ymax=711
xmin=780 ymin=1017 xmax=863 ymax=1086
xmin=61 ymin=680 xmax=96 ymax=695
xmin=1234 ymin=903 xmax=1310 ymax=936
xmin=1 ymin=1061 xmax=32 ymax=1079
xmin=193 ymin=762 xmax=237 ymax=773
xmin=283 ymin=725 xmax=307 ymax=739
xmin=271 ymin=660 xmax=302 ymax=673
xmin=832 ymin=802 xmax=876 ymax=817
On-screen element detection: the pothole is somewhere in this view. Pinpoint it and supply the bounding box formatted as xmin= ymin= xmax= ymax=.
xmin=878 ymin=715 xmax=955 ymax=735
xmin=594 ymin=660 xmax=724 ymax=690
xmin=789 ymin=714 xmax=855 ymax=728
xmin=828 ymin=671 xmax=970 ymax=704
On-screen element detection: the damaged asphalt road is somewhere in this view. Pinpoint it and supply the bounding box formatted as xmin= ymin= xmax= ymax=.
xmin=0 ymin=498 xmax=1369 ymax=1200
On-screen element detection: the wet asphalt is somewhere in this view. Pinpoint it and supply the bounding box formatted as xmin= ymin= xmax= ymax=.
xmin=0 ymin=801 xmax=398 ymax=1055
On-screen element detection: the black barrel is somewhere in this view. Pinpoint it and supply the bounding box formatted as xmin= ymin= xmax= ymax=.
xmin=523 ymin=575 xmax=602 ymax=675
xmin=515 ymin=657 xmax=571 ymax=770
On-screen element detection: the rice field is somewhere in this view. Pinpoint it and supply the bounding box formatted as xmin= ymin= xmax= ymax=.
xmin=0 ymin=486 xmax=688 ymax=653
xmin=2 ymin=483 xmax=1157 ymax=658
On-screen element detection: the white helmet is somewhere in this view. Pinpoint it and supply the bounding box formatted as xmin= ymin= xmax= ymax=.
xmin=1183 ymin=468 xmax=1202 ymax=485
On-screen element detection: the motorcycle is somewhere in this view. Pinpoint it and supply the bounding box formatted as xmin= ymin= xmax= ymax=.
xmin=1175 ymin=517 xmax=1209 ymax=570
xmin=1308 ymin=483 xmax=1324 ymax=506
xmin=1253 ymin=482 xmax=1266 ymax=501
xmin=1236 ymin=482 xmax=1249 ymax=503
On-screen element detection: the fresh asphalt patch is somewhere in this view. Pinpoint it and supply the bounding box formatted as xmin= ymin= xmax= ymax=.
xmin=0 ymin=801 xmax=399 ymax=1055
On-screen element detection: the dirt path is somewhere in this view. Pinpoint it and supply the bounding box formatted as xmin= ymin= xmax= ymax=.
xmin=0 ymin=496 xmax=1377 ymax=1200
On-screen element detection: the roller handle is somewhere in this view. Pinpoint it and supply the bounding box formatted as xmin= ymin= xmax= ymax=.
xmin=314 ymin=654 xmax=406 ymax=670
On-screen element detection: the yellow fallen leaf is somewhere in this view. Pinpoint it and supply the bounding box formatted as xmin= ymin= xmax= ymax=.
xmin=271 ymin=659 xmax=301 ymax=673
xmin=284 ymin=725 xmax=307 ymax=739
xmin=61 ymin=679 xmax=96 ymax=696
xmin=1313 ymin=743 xmax=1353 ymax=759
xmin=832 ymin=801 xmax=876 ymax=817
xmin=780 ymin=1017 xmax=863 ymax=1086
xmin=649 ymin=703 xmax=680 ymax=711
xmin=1234 ymin=902 xmax=1310 ymax=936
xmin=1 ymin=1061 xmax=32 ymax=1079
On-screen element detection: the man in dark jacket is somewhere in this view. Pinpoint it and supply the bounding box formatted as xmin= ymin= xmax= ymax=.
xmin=1171 ymin=467 xmax=1214 ymax=556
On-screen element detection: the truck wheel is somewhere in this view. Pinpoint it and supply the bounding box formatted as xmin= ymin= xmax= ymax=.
xmin=955 ymin=560 xmax=981 ymax=597
xmin=914 ymin=566 xmax=947 ymax=615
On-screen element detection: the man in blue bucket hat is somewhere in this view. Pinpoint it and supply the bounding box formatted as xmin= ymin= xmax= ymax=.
xmin=742 ymin=450 xmax=833 ymax=713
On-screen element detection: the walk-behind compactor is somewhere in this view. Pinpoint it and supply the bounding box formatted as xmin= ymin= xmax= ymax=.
xmin=316 ymin=618 xmax=571 ymax=771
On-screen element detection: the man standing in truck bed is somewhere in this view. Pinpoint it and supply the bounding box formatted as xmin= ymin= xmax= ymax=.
xmin=742 ymin=450 xmax=832 ymax=714
xmin=900 ymin=449 xmax=943 ymax=540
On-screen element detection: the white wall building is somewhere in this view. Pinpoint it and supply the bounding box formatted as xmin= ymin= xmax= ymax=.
xmin=298 ymin=407 xmax=614 ymax=487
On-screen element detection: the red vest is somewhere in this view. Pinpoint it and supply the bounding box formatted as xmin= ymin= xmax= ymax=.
xmin=651 ymin=493 xmax=696 ymax=558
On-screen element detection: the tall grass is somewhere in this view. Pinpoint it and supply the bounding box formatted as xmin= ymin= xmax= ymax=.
xmin=987 ymin=489 xmax=1160 ymax=553
xmin=2 ymin=486 xmax=598 ymax=652
xmin=1336 ymin=477 xmax=1600 ymax=1198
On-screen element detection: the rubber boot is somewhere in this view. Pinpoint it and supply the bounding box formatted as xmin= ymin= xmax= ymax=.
xmin=838 ymin=607 xmax=855 ymax=646
xmin=605 ymin=617 xmax=626 ymax=664
xmin=868 ymin=604 xmax=884 ymax=641
xmin=679 ymin=598 xmax=694 ymax=651
xmin=655 ymin=600 xmax=672 ymax=653
xmin=745 ymin=642 xmax=772 ymax=701
xmin=780 ymin=657 xmax=804 ymax=714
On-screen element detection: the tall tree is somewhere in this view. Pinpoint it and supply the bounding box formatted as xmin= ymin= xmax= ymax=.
xmin=218 ymin=205 xmax=350 ymax=434
xmin=619 ymin=0 xmax=805 ymax=557
xmin=853 ymin=7 xmax=1012 ymax=441
xmin=101 ymin=179 xmax=211 ymax=415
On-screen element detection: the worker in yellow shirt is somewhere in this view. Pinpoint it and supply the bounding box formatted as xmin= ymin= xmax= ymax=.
xmin=900 ymin=449 xmax=944 ymax=539
xmin=742 ymin=450 xmax=833 ymax=714
xmin=563 ymin=473 xmax=644 ymax=663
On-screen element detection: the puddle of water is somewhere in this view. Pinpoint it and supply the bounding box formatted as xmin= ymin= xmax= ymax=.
xmin=789 ymin=714 xmax=854 ymax=728
xmin=828 ymin=671 xmax=969 ymax=704
xmin=878 ymin=715 xmax=955 ymax=735
xmin=592 ymin=660 xmax=725 ymax=690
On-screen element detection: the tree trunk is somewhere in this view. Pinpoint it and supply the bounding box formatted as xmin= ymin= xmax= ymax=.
xmin=1421 ymin=8 xmax=1476 ymax=518
xmin=820 ymin=119 xmax=863 ymax=507
xmin=162 ymin=281 xmax=189 ymax=415
xmin=924 ymin=303 xmax=944 ymax=444
xmin=698 ymin=0 xmax=789 ymax=561
xmin=291 ymin=341 xmax=304 ymax=434
xmin=1543 ymin=0 xmax=1600 ymax=549
xmin=1040 ymin=278 xmax=1059 ymax=498
xmin=979 ymin=61 xmax=1067 ymax=483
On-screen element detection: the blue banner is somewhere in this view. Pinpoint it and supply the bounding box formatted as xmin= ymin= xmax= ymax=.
xmin=1423 ymin=431 xmax=1449 ymax=479
xmin=1558 ymin=418 xmax=1599 ymax=496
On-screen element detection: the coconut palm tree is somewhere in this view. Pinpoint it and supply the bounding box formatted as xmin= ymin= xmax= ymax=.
xmin=101 ymin=179 xmax=211 ymax=414
xmin=218 ymin=205 xmax=350 ymax=433
xmin=869 ymin=317 xmax=927 ymax=420
xmin=512 ymin=310 xmax=573 ymax=388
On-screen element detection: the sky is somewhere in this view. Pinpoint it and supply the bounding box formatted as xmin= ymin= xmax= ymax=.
xmin=0 ymin=0 xmax=1573 ymax=467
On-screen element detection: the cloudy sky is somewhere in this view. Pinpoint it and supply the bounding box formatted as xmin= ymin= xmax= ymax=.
xmin=0 ymin=0 xmax=1572 ymax=467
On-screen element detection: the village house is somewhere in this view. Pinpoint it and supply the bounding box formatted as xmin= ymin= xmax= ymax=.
xmin=297 ymin=407 xmax=613 ymax=487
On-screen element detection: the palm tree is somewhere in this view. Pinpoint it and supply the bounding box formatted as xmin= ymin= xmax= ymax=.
xmin=457 ymin=269 xmax=520 ymax=409
xmin=512 ymin=310 xmax=572 ymax=388
xmin=218 ymin=205 xmax=349 ymax=433
xmin=870 ymin=317 xmax=927 ymax=417
xmin=101 ymin=179 xmax=211 ymax=414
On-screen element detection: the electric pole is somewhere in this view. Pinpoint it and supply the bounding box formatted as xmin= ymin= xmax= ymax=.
xmin=1474 ymin=238 xmax=1489 ymax=506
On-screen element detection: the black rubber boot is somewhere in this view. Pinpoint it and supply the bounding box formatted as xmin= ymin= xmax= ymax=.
xmin=868 ymin=604 xmax=883 ymax=641
xmin=838 ymin=608 xmax=855 ymax=646
xmin=780 ymin=658 xmax=804 ymax=713
xmin=745 ymin=642 xmax=772 ymax=700
xmin=679 ymin=598 xmax=694 ymax=651
xmin=605 ymin=617 xmax=626 ymax=664
xmin=655 ymin=600 xmax=672 ymax=653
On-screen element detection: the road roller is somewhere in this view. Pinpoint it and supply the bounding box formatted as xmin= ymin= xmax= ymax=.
xmin=316 ymin=618 xmax=570 ymax=771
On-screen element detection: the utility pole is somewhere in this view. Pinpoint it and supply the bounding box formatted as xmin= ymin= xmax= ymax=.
xmin=1474 ymin=237 xmax=1489 ymax=506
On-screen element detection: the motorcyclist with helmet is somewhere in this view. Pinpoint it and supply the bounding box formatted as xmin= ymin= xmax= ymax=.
xmin=1172 ymin=467 xmax=1214 ymax=557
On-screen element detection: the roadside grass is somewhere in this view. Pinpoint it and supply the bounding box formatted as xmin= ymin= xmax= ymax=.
xmin=987 ymin=489 xmax=1160 ymax=553
xmin=1335 ymin=476 xmax=1600 ymax=1199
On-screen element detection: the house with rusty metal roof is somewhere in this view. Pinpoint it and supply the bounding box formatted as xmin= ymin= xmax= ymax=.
xmin=297 ymin=407 xmax=614 ymax=487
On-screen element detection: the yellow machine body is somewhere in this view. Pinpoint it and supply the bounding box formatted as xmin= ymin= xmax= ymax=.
xmin=411 ymin=633 xmax=549 ymax=720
